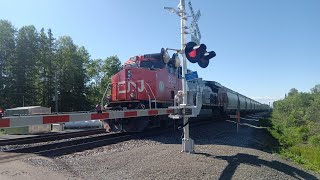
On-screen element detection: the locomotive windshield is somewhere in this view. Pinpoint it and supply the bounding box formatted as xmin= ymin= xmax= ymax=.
xmin=140 ymin=60 xmax=164 ymax=69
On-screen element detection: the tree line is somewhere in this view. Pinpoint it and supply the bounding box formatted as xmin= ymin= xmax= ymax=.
xmin=270 ymin=85 xmax=320 ymax=171
xmin=0 ymin=20 xmax=121 ymax=112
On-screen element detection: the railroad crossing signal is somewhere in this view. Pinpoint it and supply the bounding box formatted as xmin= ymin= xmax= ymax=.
xmin=188 ymin=1 xmax=201 ymax=45
xmin=185 ymin=41 xmax=216 ymax=68
xmin=165 ymin=0 xmax=215 ymax=153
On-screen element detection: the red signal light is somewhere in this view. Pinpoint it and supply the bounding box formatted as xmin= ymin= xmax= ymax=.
xmin=185 ymin=41 xmax=216 ymax=68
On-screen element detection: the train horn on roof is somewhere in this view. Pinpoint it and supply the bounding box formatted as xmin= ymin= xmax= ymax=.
xmin=144 ymin=48 xmax=170 ymax=64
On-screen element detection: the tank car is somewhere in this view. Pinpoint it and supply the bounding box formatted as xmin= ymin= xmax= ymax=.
xmin=209 ymin=82 xmax=268 ymax=114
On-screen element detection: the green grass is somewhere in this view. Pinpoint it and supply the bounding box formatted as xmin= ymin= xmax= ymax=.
xmin=280 ymin=144 xmax=320 ymax=173
xmin=264 ymin=117 xmax=320 ymax=174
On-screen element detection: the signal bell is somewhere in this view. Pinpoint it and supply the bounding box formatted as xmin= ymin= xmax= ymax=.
xmin=185 ymin=42 xmax=216 ymax=68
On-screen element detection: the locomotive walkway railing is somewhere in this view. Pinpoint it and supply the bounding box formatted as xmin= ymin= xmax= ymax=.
xmin=141 ymin=86 xmax=152 ymax=109
xmin=145 ymin=82 xmax=157 ymax=109
xmin=101 ymin=83 xmax=111 ymax=107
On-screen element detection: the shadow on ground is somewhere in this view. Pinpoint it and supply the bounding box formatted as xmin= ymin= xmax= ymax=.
xmin=194 ymin=152 xmax=318 ymax=180
xmin=148 ymin=118 xmax=278 ymax=153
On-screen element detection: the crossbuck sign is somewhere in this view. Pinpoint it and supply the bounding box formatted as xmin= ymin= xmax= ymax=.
xmin=188 ymin=1 xmax=201 ymax=44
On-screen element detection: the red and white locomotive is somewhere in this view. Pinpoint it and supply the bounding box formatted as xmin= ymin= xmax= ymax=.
xmin=106 ymin=48 xmax=182 ymax=110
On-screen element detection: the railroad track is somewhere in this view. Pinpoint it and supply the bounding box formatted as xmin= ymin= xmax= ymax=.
xmin=0 ymin=128 xmax=107 ymax=146
xmin=0 ymin=132 xmax=136 ymax=163
xmin=0 ymin=115 xmax=266 ymax=163
xmin=0 ymin=121 xmax=206 ymax=163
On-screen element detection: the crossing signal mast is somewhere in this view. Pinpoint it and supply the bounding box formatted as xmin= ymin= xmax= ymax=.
xmin=165 ymin=0 xmax=216 ymax=153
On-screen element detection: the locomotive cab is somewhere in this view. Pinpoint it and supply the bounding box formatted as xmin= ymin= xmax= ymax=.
xmin=107 ymin=49 xmax=182 ymax=109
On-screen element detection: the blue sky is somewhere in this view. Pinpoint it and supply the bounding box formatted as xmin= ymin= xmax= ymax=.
xmin=1 ymin=0 xmax=320 ymax=105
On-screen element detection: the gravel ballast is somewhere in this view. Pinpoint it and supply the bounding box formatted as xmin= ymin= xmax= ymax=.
xmin=1 ymin=117 xmax=319 ymax=180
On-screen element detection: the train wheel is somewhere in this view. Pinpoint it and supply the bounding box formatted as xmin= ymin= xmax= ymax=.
xmin=103 ymin=119 xmax=123 ymax=132
xmin=102 ymin=106 xmax=125 ymax=132
xmin=122 ymin=117 xmax=150 ymax=132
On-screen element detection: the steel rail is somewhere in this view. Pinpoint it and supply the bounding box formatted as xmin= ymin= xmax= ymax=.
xmin=0 ymin=115 xmax=253 ymax=163
xmin=0 ymin=128 xmax=106 ymax=146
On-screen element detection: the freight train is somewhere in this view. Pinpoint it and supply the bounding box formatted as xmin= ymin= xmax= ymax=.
xmin=102 ymin=48 xmax=269 ymax=132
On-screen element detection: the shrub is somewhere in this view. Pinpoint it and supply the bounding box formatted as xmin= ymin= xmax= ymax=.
xmin=309 ymin=134 xmax=320 ymax=146
xmin=270 ymin=86 xmax=320 ymax=173
xmin=259 ymin=117 xmax=272 ymax=127
xmin=279 ymin=127 xmax=301 ymax=147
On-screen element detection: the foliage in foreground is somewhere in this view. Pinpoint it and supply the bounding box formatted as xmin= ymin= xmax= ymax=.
xmin=280 ymin=145 xmax=320 ymax=173
xmin=268 ymin=86 xmax=320 ymax=173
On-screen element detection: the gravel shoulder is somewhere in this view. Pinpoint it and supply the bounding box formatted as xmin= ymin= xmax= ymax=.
xmin=0 ymin=117 xmax=319 ymax=180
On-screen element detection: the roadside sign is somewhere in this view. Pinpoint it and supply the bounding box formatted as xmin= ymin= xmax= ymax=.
xmin=186 ymin=71 xmax=198 ymax=81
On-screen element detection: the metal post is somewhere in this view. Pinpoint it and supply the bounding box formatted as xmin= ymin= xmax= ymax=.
xmin=236 ymin=95 xmax=240 ymax=133
xmin=236 ymin=110 xmax=240 ymax=133
xmin=55 ymin=72 xmax=58 ymax=113
xmin=269 ymin=102 xmax=271 ymax=112
xmin=180 ymin=0 xmax=194 ymax=153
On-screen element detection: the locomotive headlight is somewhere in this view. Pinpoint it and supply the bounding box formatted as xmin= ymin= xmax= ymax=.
xmin=127 ymin=70 xmax=131 ymax=79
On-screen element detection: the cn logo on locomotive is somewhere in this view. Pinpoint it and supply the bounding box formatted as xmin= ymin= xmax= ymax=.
xmin=118 ymin=80 xmax=145 ymax=94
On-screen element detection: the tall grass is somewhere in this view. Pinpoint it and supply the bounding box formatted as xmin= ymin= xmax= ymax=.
xmin=260 ymin=115 xmax=320 ymax=173
xmin=281 ymin=145 xmax=320 ymax=173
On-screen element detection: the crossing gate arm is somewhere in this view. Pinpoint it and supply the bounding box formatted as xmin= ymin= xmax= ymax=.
xmin=0 ymin=108 xmax=174 ymax=128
